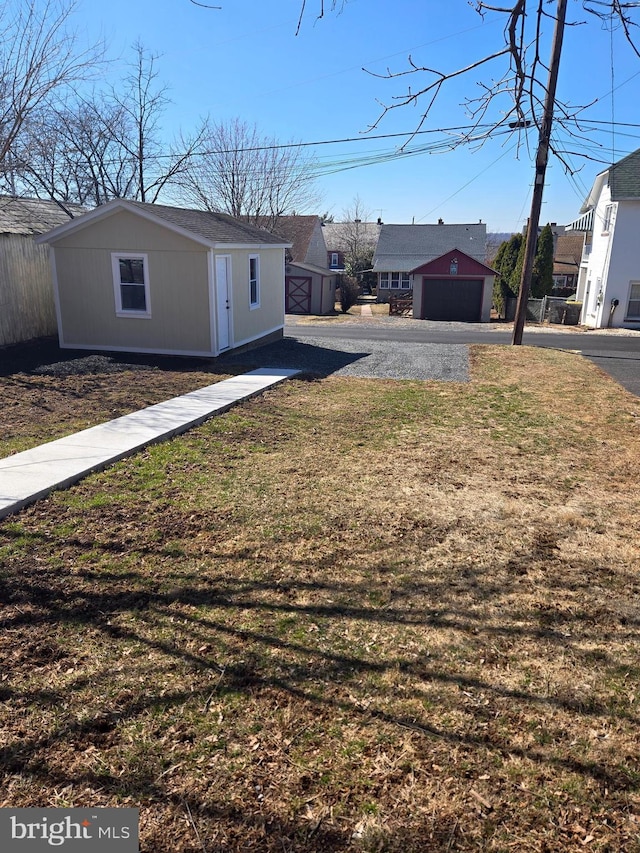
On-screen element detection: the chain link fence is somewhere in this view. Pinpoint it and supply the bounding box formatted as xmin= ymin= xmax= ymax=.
xmin=505 ymin=296 xmax=582 ymax=325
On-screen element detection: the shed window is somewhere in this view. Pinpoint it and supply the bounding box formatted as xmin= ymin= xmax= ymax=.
xmin=249 ymin=255 xmax=260 ymax=308
xmin=112 ymin=254 xmax=151 ymax=317
xmin=627 ymin=282 xmax=640 ymax=319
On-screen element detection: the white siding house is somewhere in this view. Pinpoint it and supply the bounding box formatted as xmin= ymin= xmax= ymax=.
xmin=570 ymin=148 xmax=640 ymax=329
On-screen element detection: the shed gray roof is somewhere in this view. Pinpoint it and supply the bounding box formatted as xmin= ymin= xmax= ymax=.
xmin=286 ymin=260 xmax=334 ymax=277
xmin=127 ymin=201 xmax=289 ymax=245
xmin=0 ymin=196 xmax=87 ymax=235
xmin=37 ymin=199 xmax=291 ymax=247
xmin=373 ymin=223 xmax=486 ymax=272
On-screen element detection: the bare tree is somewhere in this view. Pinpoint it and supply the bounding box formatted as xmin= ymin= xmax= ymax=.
xmin=299 ymin=2 xmax=638 ymax=156
xmin=176 ymin=117 xmax=321 ymax=229
xmin=108 ymin=41 xmax=204 ymax=204
xmin=339 ymin=196 xmax=377 ymax=276
xmin=14 ymin=95 xmax=138 ymax=207
xmin=8 ymin=42 xmax=206 ymax=209
xmin=0 ymin=0 xmax=103 ymax=176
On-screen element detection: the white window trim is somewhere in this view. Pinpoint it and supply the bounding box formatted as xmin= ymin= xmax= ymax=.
xmin=331 ymin=252 xmax=339 ymax=267
xmin=111 ymin=252 xmax=151 ymax=318
xmin=601 ymin=203 xmax=614 ymax=235
xmin=249 ymin=254 xmax=260 ymax=309
xmin=380 ymin=271 xmax=411 ymax=290
xmin=626 ymin=280 xmax=640 ymax=320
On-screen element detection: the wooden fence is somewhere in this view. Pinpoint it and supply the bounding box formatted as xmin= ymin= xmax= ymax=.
xmin=0 ymin=234 xmax=57 ymax=346
xmin=389 ymin=292 xmax=413 ymax=317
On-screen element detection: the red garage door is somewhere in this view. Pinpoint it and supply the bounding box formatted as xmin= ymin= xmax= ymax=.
xmin=286 ymin=276 xmax=312 ymax=313
xmin=420 ymin=278 xmax=483 ymax=322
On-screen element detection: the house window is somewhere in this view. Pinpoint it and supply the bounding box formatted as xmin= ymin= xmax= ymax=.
xmin=601 ymin=204 xmax=614 ymax=234
xmin=330 ymin=252 xmax=339 ymax=267
xmin=249 ymin=255 xmax=260 ymax=307
xmin=627 ymin=282 xmax=640 ymax=319
xmin=112 ymin=253 xmax=150 ymax=317
xmin=380 ymin=271 xmax=410 ymax=289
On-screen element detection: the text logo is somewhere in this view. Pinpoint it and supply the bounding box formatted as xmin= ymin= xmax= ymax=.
xmin=0 ymin=809 xmax=138 ymax=851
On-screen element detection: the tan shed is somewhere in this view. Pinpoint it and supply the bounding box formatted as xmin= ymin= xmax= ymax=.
xmin=36 ymin=200 xmax=290 ymax=358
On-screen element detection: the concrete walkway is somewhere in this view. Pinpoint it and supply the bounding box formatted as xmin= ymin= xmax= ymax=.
xmin=0 ymin=367 xmax=299 ymax=521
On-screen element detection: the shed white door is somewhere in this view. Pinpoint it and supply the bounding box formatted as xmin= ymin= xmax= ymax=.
xmin=215 ymin=256 xmax=232 ymax=351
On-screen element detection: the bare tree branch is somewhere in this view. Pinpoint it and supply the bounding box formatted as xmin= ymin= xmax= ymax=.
xmin=299 ymin=1 xmax=640 ymax=169
xmin=0 ymin=0 xmax=104 ymax=173
xmin=174 ymin=118 xmax=321 ymax=227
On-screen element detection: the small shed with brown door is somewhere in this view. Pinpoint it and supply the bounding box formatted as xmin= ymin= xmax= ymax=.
xmin=411 ymin=249 xmax=496 ymax=322
xmin=285 ymin=261 xmax=336 ymax=315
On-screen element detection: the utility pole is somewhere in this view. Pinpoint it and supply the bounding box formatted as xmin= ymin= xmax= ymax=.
xmin=512 ymin=0 xmax=567 ymax=346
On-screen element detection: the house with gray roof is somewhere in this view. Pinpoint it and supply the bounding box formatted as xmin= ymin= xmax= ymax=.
xmin=373 ymin=222 xmax=491 ymax=321
xmin=322 ymin=220 xmax=382 ymax=271
xmin=568 ymin=148 xmax=640 ymax=328
xmin=0 ymin=196 xmax=86 ymax=346
xmin=36 ymin=198 xmax=291 ymax=357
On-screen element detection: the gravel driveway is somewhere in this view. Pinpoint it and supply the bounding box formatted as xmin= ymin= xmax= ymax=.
xmin=220 ymin=334 xmax=469 ymax=381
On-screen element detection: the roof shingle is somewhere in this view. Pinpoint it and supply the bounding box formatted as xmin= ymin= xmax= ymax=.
xmin=0 ymin=196 xmax=87 ymax=235
xmin=373 ymin=223 xmax=486 ymax=272
xmin=127 ymin=201 xmax=289 ymax=245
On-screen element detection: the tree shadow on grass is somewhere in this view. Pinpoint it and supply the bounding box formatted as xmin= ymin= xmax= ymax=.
xmin=1 ymin=517 xmax=640 ymax=850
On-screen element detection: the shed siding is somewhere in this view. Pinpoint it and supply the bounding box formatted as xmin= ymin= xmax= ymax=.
xmin=54 ymin=246 xmax=212 ymax=353
xmin=0 ymin=234 xmax=57 ymax=346
xmin=53 ymin=209 xmax=205 ymax=254
xmin=319 ymin=274 xmax=336 ymax=314
xmin=229 ymin=248 xmax=284 ymax=343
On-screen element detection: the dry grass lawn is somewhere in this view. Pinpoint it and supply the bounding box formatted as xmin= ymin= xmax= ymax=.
xmin=0 ymin=345 xmax=639 ymax=851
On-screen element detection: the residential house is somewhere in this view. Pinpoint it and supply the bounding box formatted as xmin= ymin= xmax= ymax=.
xmin=373 ymin=221 xmax=491 ymax=321
xmin=322 ymin=219 xmax=382 ymax=272
xmin=552 ymin=233 xmax=584 ymax=293
xmin=36 ymin=199 xmax=290 ymax=357
xmin=261 ymin=215 xmax=336 ymax=315
xmin=0 ymin=196 xmax=86 ymax=346
xmin=569 ymin=147 xmax=640 ymax=328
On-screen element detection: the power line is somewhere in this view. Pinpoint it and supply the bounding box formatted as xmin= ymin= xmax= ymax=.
xmin=416 ymin=142 xmax=519 ymax=223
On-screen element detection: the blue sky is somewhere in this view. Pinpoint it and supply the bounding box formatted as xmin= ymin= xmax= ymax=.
xmin=74 ymin=0 xmax=640 ymax=232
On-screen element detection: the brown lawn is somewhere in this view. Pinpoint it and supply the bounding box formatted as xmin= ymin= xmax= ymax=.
xmin=0 ymin=344 xmax=639 ymax=851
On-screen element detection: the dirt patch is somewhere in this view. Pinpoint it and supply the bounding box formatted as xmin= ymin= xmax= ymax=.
xmin=0 ymin=338 xmax=241 ymax=455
